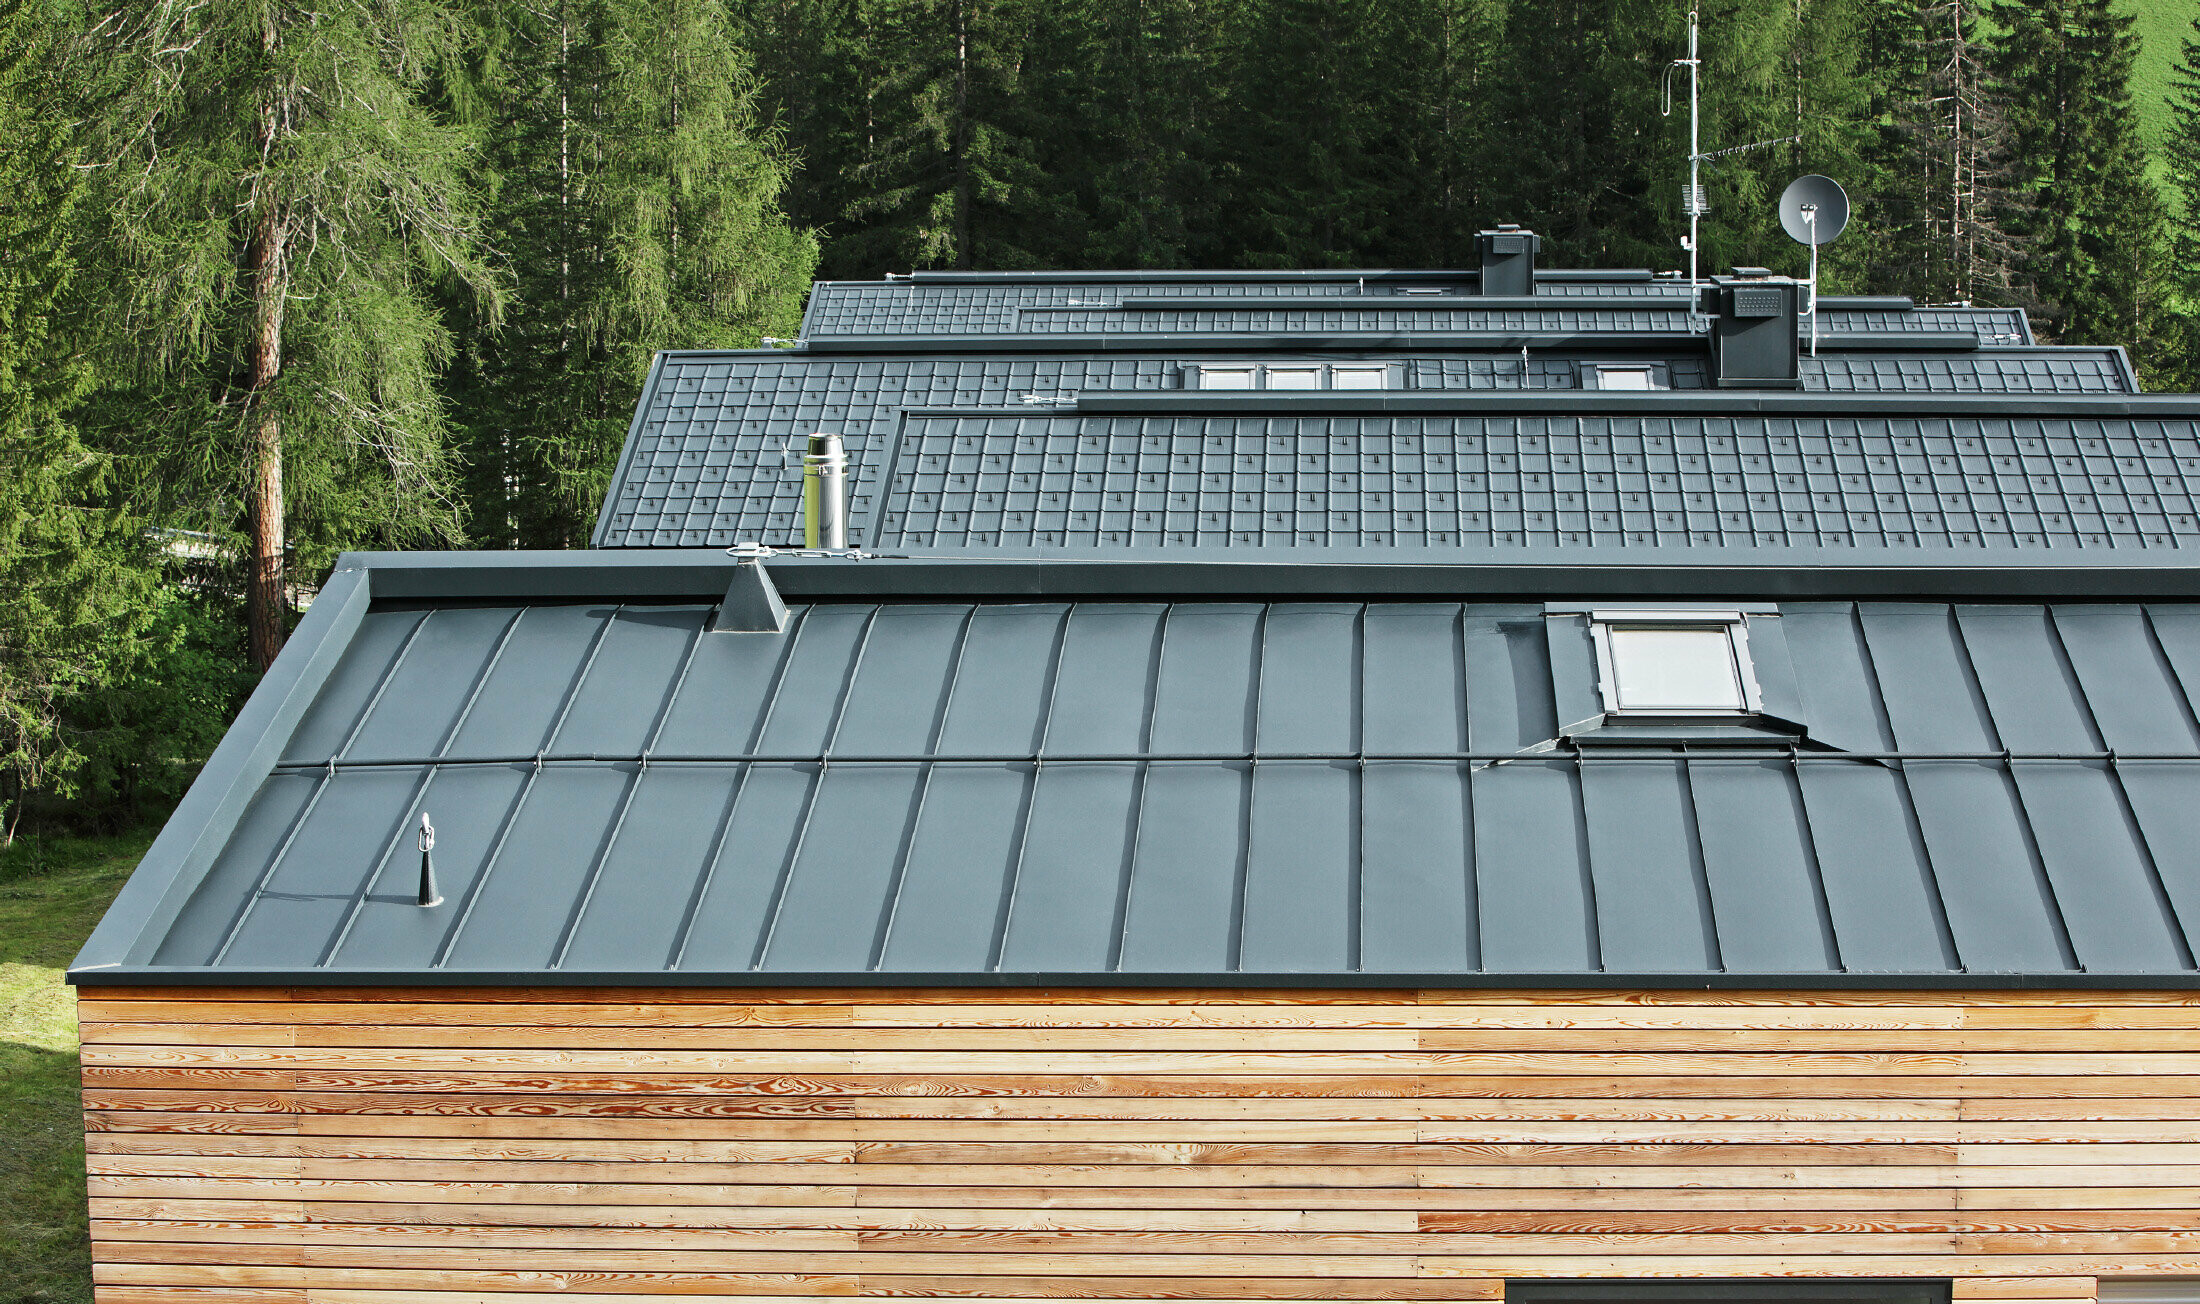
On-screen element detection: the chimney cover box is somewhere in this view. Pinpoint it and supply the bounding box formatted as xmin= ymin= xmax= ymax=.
xmin=1476 ymin=225 xmax=1541 ymax=296
xmin=1706 ymin=275 xmax=1803 ymax=389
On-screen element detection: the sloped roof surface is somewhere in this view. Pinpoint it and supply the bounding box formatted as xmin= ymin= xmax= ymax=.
xmin=96 ymin=591 xmax=2200 ymax=983
xmin=597 ymin=349 xmax=2136 ymax=548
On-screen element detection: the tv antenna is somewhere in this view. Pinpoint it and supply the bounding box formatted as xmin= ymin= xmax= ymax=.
xmin=1665 ymin=8 xmax=1802 ymax=298
xmin=1779 ymin=173 xmax=1850 ymax=356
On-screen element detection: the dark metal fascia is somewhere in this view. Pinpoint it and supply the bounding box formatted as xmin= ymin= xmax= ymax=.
xmin=2112 ymin=344 xmax=2145 ymax=392
xmin=903 ymin=268 xmax=1475 ymax=285
xmin=1814 ymin=296 xmax=1916 ymax=311
xmin=588 ymin=350 xmax=670 ymax=548
xmin=796 ymin=282 xmax=827 ymax=339
xmin=1512 ymin=1281 xmax=1951 ymax=1304
xmin=1112 ymin=294 xmax=1692 ymax=312
xmin=63 ymin=964 xmax=2200 ymax=989
xmin=1072 ymin=390 xmax=2200 ymax=417
xmin=66 ymin=563 xmax=375 ymax=981
xmin=330 ymin=550 xmax=2200 ymax=605
xmin=889 ymin=268 xmax=1663 ymax=285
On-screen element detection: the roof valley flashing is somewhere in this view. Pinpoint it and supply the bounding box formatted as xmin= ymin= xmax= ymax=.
xmin=74 ymin=250 xmax=2200 ymax=988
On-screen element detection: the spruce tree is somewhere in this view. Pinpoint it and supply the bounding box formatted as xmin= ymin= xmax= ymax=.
xmin=0 ymin=46 xmax=162 ymax=842
xmin=59 ymin=0 xmax=502 ymax=669
xmin=1988 ymin=0 xmax=2165 ymax=345
xmin=2168 ymin=21 xmax=2200 ymax=281
xmin=455 ymin=0 xmax=818 ymax=548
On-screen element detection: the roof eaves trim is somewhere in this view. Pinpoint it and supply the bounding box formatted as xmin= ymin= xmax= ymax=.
xmin=67 ymin=964 xmax=2200 ymax=989
xmin=69 ymin=562 xmax=374 ymax=974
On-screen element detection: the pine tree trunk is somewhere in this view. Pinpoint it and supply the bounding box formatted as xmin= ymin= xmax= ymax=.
xmin=246 ymin=204 xmax=289 ymax=671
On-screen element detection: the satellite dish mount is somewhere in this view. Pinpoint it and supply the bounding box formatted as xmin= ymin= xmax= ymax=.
xmin=1778 ymin=174 xmax=1850 ymax=357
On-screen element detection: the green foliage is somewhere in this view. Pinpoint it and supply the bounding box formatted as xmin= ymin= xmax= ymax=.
xmin=453 ymin=0 xmax=818 ymax=547
xmin=59 ymin=0 xmax=504 ymax=655
xmin=1990 ymin=0 xmax=2167 ymax=346
xmin=0 ymin=48 xmax=166 ymax=845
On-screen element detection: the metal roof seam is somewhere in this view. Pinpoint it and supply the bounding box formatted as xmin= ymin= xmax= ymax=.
xmin=433 ymin=608 xmax=527 ymax=755
xmin=1350 ymin=604 xmax=1368 ymax=974
xmin=662 ymin=763 xmax=752 ymax=972
xmin=1105 ymin=606 xmax=1174 ymax=974
xmin=313 ymin=769 xmax=435 ymax=967
xmin=1228 ymin=606 xmax=1274 ymax=973
xmin=203 ymin=766 xmax=331 ymax=968
xmin=752 ymin=605 xmax=882 ymax=971
xmin=427 ymin=765 xmax=539 ymax=969
xmin=1939 ymin=607 xmax=2085 ymax=972
xmin=746 ymin=762 xmax=825 ymax=972
xmin=1778 ymin=743 xmax=1849 ymax=973
xmin=1672 ymin=758 xmax=1726 ymax=973
xmin=1568 ymin=749 xmax=1605 ymax=974
xmin=639 ymin=619 xmax=710 ymax=758
xmin=867 ymin=607 xmax=979 ymax=971
xmin=1845 ymin=605 xmax=1965 ymax=971
xmin=548 ymin=766 xmax=646 ymax=970
xmin=334 ymin=609 xmax=433 ymax=763
xmin=541 ymin=604 xmax=624 ymax=752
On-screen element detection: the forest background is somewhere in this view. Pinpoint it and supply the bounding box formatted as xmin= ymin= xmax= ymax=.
xmin=1 ymin=0 xmax=2198 ymax=842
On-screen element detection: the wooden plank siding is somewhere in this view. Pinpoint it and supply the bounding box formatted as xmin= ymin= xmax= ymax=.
xmin=74 ymin=988 xmax=2200 ymax=1304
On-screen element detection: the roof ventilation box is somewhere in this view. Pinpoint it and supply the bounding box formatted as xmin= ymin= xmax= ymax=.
xmin=1476 ymin=225 xmax=1541 ymax=296
xmin=1705 ymin=273 xmax=1802 ymax=389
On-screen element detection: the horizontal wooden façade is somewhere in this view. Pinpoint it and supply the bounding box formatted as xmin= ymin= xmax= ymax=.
xmin=76 ymin=986 xmax=2200 ymax=1304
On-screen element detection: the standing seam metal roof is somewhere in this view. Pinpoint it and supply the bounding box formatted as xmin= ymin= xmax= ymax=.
xmin=100 ymin=590 xmax=2200 ymax=983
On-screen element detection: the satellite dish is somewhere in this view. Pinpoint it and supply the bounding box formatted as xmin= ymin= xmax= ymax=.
xmin=1780 ymin=174 xmax=1850 ymax=245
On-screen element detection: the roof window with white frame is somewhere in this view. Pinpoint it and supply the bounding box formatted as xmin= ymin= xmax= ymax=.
xmin=1590 ymin=609 xmax=1762 ymax=717
xmin=1187 ymin=362 xmax=1399 ymax=391
xmin=1583 ymin=363 xmax=1669 ymax=391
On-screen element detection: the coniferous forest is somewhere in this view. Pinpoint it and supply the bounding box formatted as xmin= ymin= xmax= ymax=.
xmin=3 ymin=0 xmax=2200 ymax=837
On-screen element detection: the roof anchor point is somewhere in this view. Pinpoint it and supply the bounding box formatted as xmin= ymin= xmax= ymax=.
xmin=416 ymin=813 xmax=443 ymax=908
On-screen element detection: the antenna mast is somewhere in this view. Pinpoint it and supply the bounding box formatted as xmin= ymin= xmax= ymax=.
xmin=1685 ymin=8 xmax=1703 ymax=292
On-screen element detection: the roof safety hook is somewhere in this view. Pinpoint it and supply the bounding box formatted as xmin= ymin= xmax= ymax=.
xmin=416 ymin=813 xmax=443 ymax=908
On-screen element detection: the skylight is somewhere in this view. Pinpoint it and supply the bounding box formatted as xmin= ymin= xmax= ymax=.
xmin=1588 ymin=364 xmax=1665 ymax=391
xmin=1590 ymin=610 xmax=1761 ymax=716
xmin=1188 ymin=363 xmax=1395 ymax=391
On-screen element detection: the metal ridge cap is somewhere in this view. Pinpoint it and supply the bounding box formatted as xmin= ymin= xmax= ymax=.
xmin=325 ymin=550 xmax=2200 ymax=605
xmin=65 ymin=964 xmax=2200 ymax=988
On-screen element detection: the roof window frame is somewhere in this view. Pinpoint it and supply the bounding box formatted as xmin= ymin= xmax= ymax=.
xmin=1589 ymin=607 xmax=1764 ymax=717
xmin=1581 ymin=361 xmax=1671 ymax=391
xmin=1185 ymin=362 xmax=1402 ymax=391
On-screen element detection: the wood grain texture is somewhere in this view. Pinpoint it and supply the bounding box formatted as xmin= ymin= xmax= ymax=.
xmin=73 ymin=988 xmax=2185 ymax=1304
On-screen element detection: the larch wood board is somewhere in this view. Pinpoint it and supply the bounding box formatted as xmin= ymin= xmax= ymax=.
xmin=76 ymin=988 xmax=2200 ymax=1304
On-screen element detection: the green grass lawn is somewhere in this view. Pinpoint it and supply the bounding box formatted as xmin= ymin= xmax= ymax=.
xmin=2126 ymin=0 xmax=2188 ymax=186
xmin=0 ymin=830 xmax=153 ymax=1304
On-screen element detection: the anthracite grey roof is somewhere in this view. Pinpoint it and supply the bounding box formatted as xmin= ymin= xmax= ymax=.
xmin=607 ymin=392 xmax=2200 ymax=554
xmin=800 ymin=279 xmax=2033 ymax=344
xmin=69 ymin=552 xmax=2200 ymax=985
xmin=595 ymin=348 xmax=2137 ymax=548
